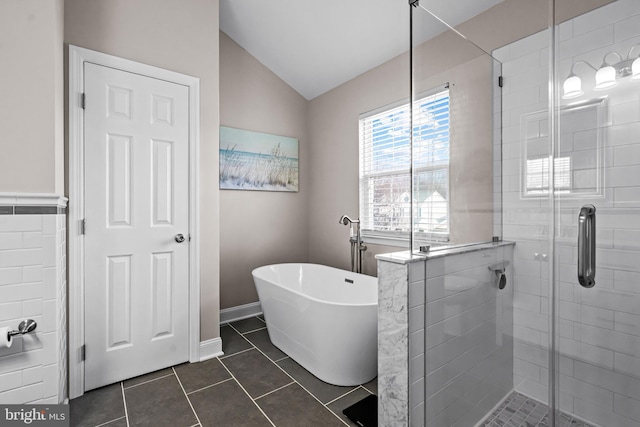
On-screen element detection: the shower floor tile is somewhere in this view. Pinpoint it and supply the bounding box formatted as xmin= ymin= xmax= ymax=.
xmin=481 ymin=392 xmax=596 ymax=427
xmin=71 ymin=316 xmax=376 ymax=427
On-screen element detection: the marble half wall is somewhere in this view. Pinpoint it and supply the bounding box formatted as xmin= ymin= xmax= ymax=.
xmin=377 ymin=242 xmax=514 ymax=427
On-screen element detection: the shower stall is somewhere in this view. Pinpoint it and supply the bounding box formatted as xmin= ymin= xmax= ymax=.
xmin=377 ymin=0 xmax=640 ymax=426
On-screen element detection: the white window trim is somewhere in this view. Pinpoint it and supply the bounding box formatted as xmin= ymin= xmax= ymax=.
xmin=359 ymin=86 xmax=450 ymax=247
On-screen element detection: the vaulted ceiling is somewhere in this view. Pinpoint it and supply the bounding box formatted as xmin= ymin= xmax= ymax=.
xmin=219 ymin=0 xmax=505 ymax=100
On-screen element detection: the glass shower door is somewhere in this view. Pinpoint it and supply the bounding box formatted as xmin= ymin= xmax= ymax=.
xmin=408 ymin=0 xmax=640 ymax=425
xmin=410 ymin=3 xmax=517 ymax=426
xmin=554 ymin=1 xmax=640 ymax=426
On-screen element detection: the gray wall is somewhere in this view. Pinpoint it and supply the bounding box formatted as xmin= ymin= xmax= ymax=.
xmin=219 ymin=32 xmax=310 ymax=309
xmin=217 ymin=0 xmax=616 ymax=309
xmin=306 ymin=0 xmax=615 ymax=277
xmin=306 ymin=47 xmax=409 ymax=275
xmin=0 ymin=0 xmax=64 ymax=194
xmin=64 ymin=0 xmax=221 ymax=341
xmin=307 ymin=26 xmax=495 ymax=274
xmin=0 ymin=0 xmax=615 ymax=354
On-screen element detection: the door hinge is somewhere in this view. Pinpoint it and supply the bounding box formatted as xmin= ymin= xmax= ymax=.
xmin=188 ymin=234 xmax=192 ymax=242
xmin=80 ymin=219 xmax=86 ymax=235
xmin=498 ymin=76 xmax=504 ymax=88
xmin=81 ymin=93 xmax=86 ymax=109
xmin=80 ymin=345 xmax=86 ymax=361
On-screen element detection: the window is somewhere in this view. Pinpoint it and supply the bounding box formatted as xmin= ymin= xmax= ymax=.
xmin=359 ymin=88 xmax=450 ymax=244
xmin=521 ymin=98 xmax=605 ymax=198
xmin=525 ymin=156 xmax=572 ymax=194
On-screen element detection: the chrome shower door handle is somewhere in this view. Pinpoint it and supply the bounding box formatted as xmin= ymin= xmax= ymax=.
xmin=175 ymin=233 xmax=186 ymax=243
xmin=578 ymin=204 xmax=596 ymax=288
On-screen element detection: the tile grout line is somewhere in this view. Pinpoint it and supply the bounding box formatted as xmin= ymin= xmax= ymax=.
xmin=240 ymin=328 xmax=350 ymax=427
xmin=324 ymin=385 xmax=368 ymax=406
xmin=120 ymin=382 xmax=130 ymax=427
xmin=172 ymin=367 xmax=203 ymax=427
xmin=253 ymin=381 xmax=296 ymax=401
xmin=219 ymin=346 xmax=255 ymax=360
xmin=361 ymin=383 xmax=377 ymax=396
xmin=240 ymin=326 xmax=268 ymax=334
xmin=219 ymin=323 xmax=259 ymax=360
xmin=94 ymin=416 xmax=127 ymax=427
xmin=186 ymin=377 xmax=234 ymax=396
xmin=217 ymin=357 xmax=277 ymax=427
xmin=122 ymin=373 xmax=175 ymax=390
xmin=81 ymin=314 xmax=368 ymax=427
xmin=321 ymin=398 xmax=353 ymax=426
xmin=227 ymin=323 xmax=259 ymax=347
xmin=228 ymin=320 xmax=289 ymax=366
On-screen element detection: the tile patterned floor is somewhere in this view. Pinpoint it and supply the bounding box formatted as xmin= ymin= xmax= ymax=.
xmin=480 ymin=392 xmax=596 ymax=427
xmin=70 ymin=316 xmax=377 ymax=427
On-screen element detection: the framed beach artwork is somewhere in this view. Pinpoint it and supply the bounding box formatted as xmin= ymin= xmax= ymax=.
xmin=219 ymin=126 xmax=299 ymax=192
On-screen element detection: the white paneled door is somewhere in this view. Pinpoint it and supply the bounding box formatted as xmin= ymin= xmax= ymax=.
xmin=83 ymin=63 xmax=190 ymax=391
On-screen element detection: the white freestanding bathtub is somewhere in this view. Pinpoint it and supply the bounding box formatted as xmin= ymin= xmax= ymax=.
xmin=252 ymin=263 xmax=378 ymax=386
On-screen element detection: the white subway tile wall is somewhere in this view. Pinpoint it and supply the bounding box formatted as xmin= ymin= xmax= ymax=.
xmin=497 ymin=0 xmax=640 ymax=425
xmin=0 ymin=211 xmax=66 ymax=404
xmin=407 ymin=244 xmax=514 ymax=427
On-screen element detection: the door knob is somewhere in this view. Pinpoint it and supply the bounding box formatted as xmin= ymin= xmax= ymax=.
xmin=175 ymin=233 xmax=186 ymax=243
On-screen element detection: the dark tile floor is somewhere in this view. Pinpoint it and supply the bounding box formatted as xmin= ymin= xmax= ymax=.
xmin=70 ymin=316 xmax=377 ymax=427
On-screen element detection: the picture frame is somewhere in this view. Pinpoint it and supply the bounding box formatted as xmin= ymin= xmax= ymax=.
xmin=219 ymin=126 xmax=299 ymax=192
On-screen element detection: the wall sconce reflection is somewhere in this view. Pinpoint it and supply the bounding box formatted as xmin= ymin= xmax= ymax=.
xmin=562 ymin=44 xmax=640 ymax=99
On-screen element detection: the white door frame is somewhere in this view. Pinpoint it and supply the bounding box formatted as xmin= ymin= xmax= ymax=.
xmin=68 ymin=45 xmax=201 ymax=399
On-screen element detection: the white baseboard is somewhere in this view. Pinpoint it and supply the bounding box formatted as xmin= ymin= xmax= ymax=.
xmin=199 ymin=337 xmax=223 ymax=361
xmin=220 ymin=301 xmax=263 ymax=324
xmin=199 ymin=302 xmax=262 ymax=362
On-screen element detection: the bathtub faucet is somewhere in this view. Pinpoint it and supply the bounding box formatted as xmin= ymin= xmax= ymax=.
xmin=338 ymin=214 xmax=367 ymax=274
xmin=339 ymin=215 xmax=359 ymax=226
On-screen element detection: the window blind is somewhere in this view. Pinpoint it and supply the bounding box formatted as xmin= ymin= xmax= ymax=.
xmin=525 ymin=156 xmax=572 ymax=194
xmin=359 ymin=88 xmax=450 ymax=241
